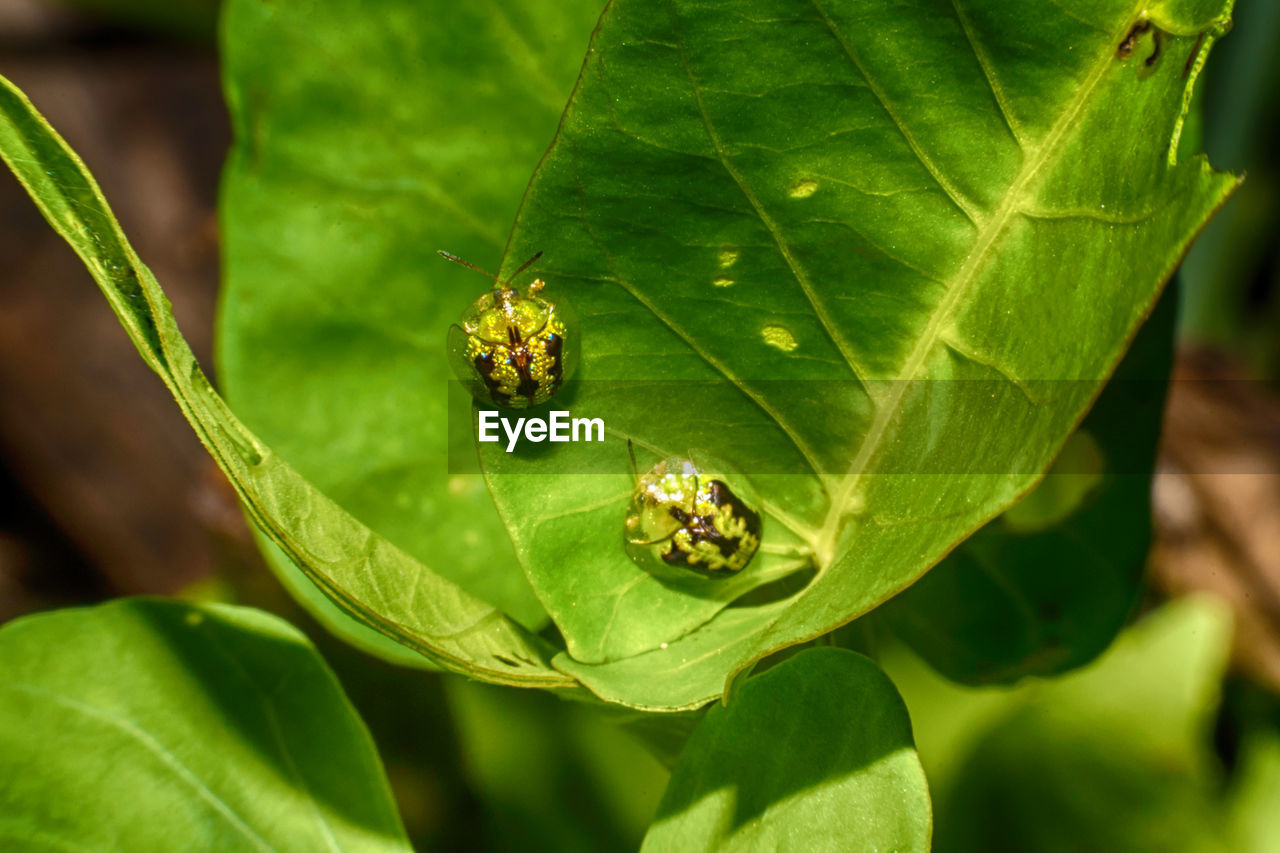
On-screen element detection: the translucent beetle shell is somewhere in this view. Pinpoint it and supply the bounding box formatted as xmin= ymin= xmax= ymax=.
xmin=624 ymin=446 xmax=763 ymax=578
xmin=441 ymin=250 xmax=578 ymax=409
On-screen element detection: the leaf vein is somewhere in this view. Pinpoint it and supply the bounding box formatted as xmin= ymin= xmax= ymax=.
xmin=668 ymin=0 xmax=874 ymax=400
xmin=941 ymin=333 xmax=1042 ymax=405
xmin=565 ymin=145 xmax=833 ymax=485
xmin=0 ymin=683 xmax=278 ymax=853
xmin=1018 ymin=204 xmax=1159 ymax=225
xmin=815 ymin=6 xmax=1148 ymax=563
xmin=950 ymin=0 xmax=1026 ymax=148
xmin=808 ymin=0 xmax=986 ymax=225
xmin=199 ymin=626 xmax=344 ymax=853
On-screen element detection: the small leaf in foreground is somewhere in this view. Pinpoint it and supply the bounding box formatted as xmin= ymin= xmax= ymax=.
xmin=642 ymin=647 xmax=930 ymax=852
xmin=0 ymin=598 xmax=410 ymax=852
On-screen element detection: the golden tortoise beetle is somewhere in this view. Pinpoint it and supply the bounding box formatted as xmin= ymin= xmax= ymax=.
xmin=623 ymin=442 xmax=763 ymax=578
xmin=441 ymin=250 xmax=578 ymax=409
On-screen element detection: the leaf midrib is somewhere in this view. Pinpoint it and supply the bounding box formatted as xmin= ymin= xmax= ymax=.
xmin=0 ymin=682 xmax=278 ymax=852
xmin=813 ymin=3 xmax=1150 ymax=565
xmin=668 ymin=0 xmax=875 ymax=397
xmin=199 ymin=623 xmax=345 ymax=853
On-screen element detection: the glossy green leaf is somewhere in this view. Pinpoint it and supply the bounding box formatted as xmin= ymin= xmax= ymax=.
xmin=553 ymin=600 xmax=790 ymax=712
xmin=0 ymin=73 xmax=571 ymax=687
xmin=641 ymin=647 xmax=930 ymax=852
xmin=218 ymin=0 xmax=604 ymax=663
xmin=879 ymin=280 xmax=1179 ymax=683
xmin=0 ymin=598 xmax=409 ymax=851
xmin=485 ymin=0 xmax=1239 ymax=706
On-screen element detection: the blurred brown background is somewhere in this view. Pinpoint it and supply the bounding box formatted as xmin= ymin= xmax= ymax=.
xmin=0 ymin=0 xmax=254 ymax=625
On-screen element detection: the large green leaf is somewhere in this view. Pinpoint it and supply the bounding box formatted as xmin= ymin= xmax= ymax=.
xmin=0 ymin=73 xmax=571 ymax=687
xmin=0 ymin=598 xmax=409 ymax=851
xmin=485 ymin=0 xmax=1239 ymax=705
xmin=641 ymin=647 xmax=930 ymax=852
xmin=880 ymin=279 xmax=1179 ymax=683
xmin=218 ymin=0 xmax=605 ymax=663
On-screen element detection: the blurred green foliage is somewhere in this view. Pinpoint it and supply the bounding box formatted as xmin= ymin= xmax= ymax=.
xmin=1182 ymin=0 xmax=1280 ymax=378
xmin=888 ymin=598 xmax=1280 ymax=853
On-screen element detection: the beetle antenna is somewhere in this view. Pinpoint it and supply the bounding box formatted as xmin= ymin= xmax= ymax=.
xmin=627 ymin=438 xmax=640 ymax=485
xmin=438 ymin=250 xmax=497 ymax=280
xmin=499 ymin=251 xmax=544 ymax=290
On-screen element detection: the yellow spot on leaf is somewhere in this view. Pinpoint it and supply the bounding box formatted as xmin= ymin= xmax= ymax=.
xmin=713 ymin=277 xmax=735 ymax=287
xmin=789 ymin=179 xmax=818 ymax=199
xmin=718 ymin=247 xmax=739 ymax=267
xmin=761 ymin=325 xmax=798 ymax=352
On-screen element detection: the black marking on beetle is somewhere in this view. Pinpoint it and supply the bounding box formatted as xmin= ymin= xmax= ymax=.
xmin=473 ymin=350 xmax=511 ymax=407
xmin=507 ymin=326 xmax=539 ymax=400
xmin=545 ymin=333 xmax=563 ymax=386
xmin=658 ymin=479 xmax=762 ymax=572
xmin=1117 ymin=20 xmax=1152 ymax=59
xmin=476 ymin=321 xmax=564 ymax=406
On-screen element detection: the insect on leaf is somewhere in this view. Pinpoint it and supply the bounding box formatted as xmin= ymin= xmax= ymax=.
xmin=485 ymin=0 xmax=1240 ymax=708
xmin=218 ymin=0 xmax=605 ymax=664
xmin=0 ymin=73 xmax=573 ymax=688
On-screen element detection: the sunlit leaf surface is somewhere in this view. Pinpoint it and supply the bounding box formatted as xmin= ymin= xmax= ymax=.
xmin=0 ymin=599 xmax=410 ymax=852
xmin=642 ymin=648 xmax=930 ymax=852
xmin=487 ymin=0 xmax=1238 ymax=707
